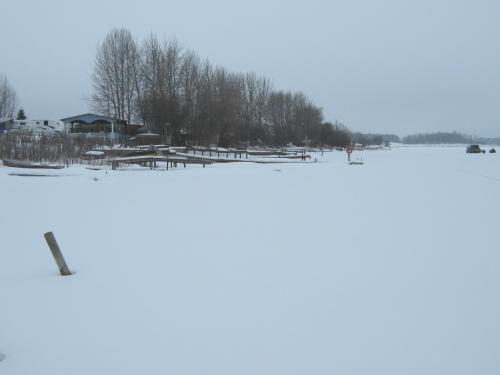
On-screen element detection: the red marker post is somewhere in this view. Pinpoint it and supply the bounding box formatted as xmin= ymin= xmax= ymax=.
xmin=346 ymin=147 xmax=353 ymax=162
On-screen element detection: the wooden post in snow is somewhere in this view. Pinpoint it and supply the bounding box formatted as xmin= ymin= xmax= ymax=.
xmin=44 ymin=232 xmax=72 ymax=276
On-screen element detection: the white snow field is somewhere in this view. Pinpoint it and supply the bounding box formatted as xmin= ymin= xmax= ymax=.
xmin=1 ymin=145 xmax=499 ymax=374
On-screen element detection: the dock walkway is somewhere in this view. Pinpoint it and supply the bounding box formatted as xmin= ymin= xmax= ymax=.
xmin=111 ymin=155 xmax=214 ymax=170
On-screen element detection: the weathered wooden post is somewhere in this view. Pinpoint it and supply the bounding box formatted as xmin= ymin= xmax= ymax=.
xmin=43 ymin=232 xmax=71 ymax=276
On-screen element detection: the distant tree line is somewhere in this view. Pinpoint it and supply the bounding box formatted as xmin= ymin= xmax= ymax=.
xmin=402 ymin=131 xmax=473 ymax=144
xmin=350 ymin=132 xmax=400 ymax=145
xmin=475 ymin=137 xmax=500 ymax=145
xmin=90 ymin=28 xmax=350 ymax=147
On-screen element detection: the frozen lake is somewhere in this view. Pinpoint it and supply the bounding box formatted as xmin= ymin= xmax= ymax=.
xmin=1 ymin=145 xmax=499 ymax=374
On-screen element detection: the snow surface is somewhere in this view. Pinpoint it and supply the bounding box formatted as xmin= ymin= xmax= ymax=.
xmin=1 ymin=146 xmax=499 ymax=374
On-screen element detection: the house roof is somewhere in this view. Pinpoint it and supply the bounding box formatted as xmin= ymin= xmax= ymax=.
xmin=60 ymin=113 xmax=122 ymax=124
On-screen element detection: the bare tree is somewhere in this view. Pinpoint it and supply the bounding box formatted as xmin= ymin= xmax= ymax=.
xmin=138 ymin=33 xmax=169 ymax=134
xmin=179 ymin=50 xmax=201 ymax=137
xmin=91 ymin=28 xmax=140 ymax=125
xmin=0 ymin=74 xmax=18 ymax=118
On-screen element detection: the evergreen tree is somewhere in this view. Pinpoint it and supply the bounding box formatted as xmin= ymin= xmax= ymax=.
xmin=16 ymin=109 xmax=26 ymax=120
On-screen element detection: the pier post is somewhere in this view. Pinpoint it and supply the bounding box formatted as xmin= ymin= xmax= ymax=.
xmin=43 ymin=232 xmax=71 ymax=276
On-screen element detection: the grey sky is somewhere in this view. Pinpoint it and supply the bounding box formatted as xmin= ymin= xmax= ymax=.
xmin=1 ymin=0 xmax=498 ymax=137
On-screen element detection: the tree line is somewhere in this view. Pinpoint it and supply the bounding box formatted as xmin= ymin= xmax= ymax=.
xmin=90 ymin=28 xmax=350 ymax=147
xmin=402 ymin=131 xmax=473 ymax=144
xmin=350 ymin=132 xmax=400 ymax=146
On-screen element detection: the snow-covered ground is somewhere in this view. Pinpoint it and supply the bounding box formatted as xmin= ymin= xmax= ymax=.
xmin=1 ymin=145 xmax=499 ymax=374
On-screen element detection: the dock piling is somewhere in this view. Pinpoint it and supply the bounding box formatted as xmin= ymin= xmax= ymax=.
xmin=43 ymin=232 xmax=72 ymax=276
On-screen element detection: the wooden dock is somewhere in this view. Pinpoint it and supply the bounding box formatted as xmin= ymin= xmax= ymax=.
xmin=189 ymin=147 xmax=248 ymax=159
xmin=111 ymin=155 xmax=214 ymax=170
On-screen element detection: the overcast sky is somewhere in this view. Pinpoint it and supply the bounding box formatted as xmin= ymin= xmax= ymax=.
xmin=1 ymin=0 xmax=498 ymax=137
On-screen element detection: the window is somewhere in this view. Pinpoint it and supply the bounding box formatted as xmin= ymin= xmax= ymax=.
xmin=44 ymin=121 xmax=49 ymax=126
